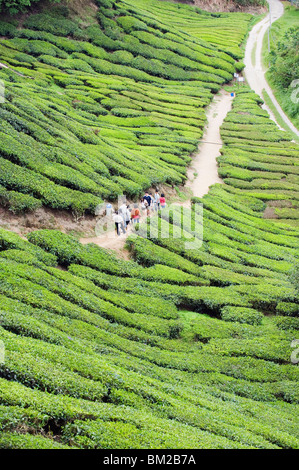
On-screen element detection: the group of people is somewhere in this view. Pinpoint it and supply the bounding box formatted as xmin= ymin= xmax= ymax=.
xmin=112 ymin=189 xmax=167 ymax=236
xmin=141 ymin=190 xmax=166 ymax=216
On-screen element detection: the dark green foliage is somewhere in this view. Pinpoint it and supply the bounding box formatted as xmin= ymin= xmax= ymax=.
xmin=269 ymin=27 xmax=299 ymax=89
xmin=0 ymin=185 xmax=42 ymax=213
xmin=0 ymin=228 xmax=57 ymax=266
xmin=221 ymin=306 xmax=264 ymax=326
xmin=275 ymin=316 xmax=299 ymax=331
xmin=0 ymin=20 xmax=17 ymax=35
xmin=0 ymin=0 xmax=61 ymax=15
xmin=233 ymin=0 xmax=266 ymax=6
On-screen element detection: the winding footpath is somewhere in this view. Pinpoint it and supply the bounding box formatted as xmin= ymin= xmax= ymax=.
xmin=80 ymin=89 xmax=233 ymax=252
xmin=81 ymin=0 xmax=298 ymax=250
xmin=244 ymin=0 xmax=299 ymax=137
xmin=186 ymin=89 xmax=233 ymax=198
xmin=80 ymin=90 xmax=233 ymax=251
xmin=0 ymin=62 xmax=27 ymax=77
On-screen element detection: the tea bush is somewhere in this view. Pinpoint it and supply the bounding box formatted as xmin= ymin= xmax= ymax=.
xmin=0 ymin=0 xmax=298 ymax=451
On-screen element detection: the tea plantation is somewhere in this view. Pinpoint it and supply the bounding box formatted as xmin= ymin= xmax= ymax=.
xmin=0 ymin=216 xmax=298 ymax=449
xmin=0 ymin=0 xmax=298 ymax=450
xmin=0 ymin=0 xmax=255 ymax=216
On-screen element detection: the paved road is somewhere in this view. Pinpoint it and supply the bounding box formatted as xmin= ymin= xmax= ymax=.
xmin=186 ymin=89 xmax=233 ymax=197
xmin=244 ymin=0 xmax=299 ymax=137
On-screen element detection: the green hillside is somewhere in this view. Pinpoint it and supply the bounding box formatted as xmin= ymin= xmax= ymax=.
xmin=0 ymin=0 xmax=298 ymax=451
xmin=0 ymin=89 xmax=298 ymax=449
xmin=264 ymin=3 xmax=299 ymax=129
xmin=124 ymin=0 xmax=253 ymax=58
xmin=0 ymin=221 xmax=298 ymax=448
xmin=0 ymin=0 xmax=254 ymax=216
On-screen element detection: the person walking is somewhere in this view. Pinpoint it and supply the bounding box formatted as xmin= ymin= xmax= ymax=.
xmin=154 ymin=189 xmax=160 ymax=212
xmin=143 ymin=192 xmax=151 ymax=207
xmin=119 ymin=201 xmax=127 ymax=225
xmin=143 ymin=192 xmax=151 ymax=217
xmin=141 ymin=199 xmax=147 ymax=216
xmin=160 ymin=193 xmax=166 ymax=209
xmin=149 ymin=193 xmax=155 ymax=212
xmin=131 ymin=204 xmax=140 ymax=224
xmin=113 ymin=210 xmax=126 ymax=236
xmin=125 ymin=205 xmax=131 ymax=229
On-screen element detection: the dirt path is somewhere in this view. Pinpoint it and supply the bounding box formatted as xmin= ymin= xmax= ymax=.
xmin=186 ymin=89 xmax=233 ymax=198
xmin=80 ymin=209 xmax=153 ymax=255
xmin=244 ymin=0 xmax=299 ymax=137
xmin=80 ymin=91 xmax=233 ymax=251
xmin=0 ymin=62 xmax=27 ymax=77
xmin=80 ymin=223 xmax=133 ymax=259
xmin=80 ymin=231 xmax=131 ymax=259
xmin=80 ymin=0 xmax=298 ymax=252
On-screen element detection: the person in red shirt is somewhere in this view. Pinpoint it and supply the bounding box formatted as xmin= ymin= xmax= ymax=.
xmin=160 ymin=193 xmax=166 ymax=209
xmin=131 ymin=204 xmax=140 ymax=224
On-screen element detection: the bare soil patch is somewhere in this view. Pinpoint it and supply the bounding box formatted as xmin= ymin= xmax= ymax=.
xmin=263 ymin=206 xmax=278 ymax=219
xmin=0 ymin=206 xmax=97 ymax=238
xmin=163 ymin=0 xmax=266 ymax=13
xmin=267 ymin=200 xmax=294 ymax=208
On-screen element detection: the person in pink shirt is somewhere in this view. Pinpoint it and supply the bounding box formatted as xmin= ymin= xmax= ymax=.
xmin=160 ymin=193 xmax=166 ymax=209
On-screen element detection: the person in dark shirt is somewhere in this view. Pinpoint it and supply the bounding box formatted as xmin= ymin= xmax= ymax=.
xmin=143 ymin=192 xmax=151 ymax=208
xmin=143 ymin=192 xmax=152 ymax=216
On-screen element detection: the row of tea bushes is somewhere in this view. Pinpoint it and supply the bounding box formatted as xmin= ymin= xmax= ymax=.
xmin=0 ymin=1 xmax=252 ymax=214
xmin=120 ymin=90 xmax=298 ymax=322
xmin=0 ymin=0 xmax=298 ymax=450
xmin=0 ymin=225 xmax=299 ymax=447
xmin=218 ymin=89 xmax=299 ymax=211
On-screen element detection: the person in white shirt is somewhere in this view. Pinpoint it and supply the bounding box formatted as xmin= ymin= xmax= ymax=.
xmin=149 ymin=193 xmax=155 ymax=212
xmin=154 ymin=190 xmax=160 ymax=212
xmin=119 ymin=202 xmax=127 ymax=224
xmin=125 ymin=205 xmax=131 ymax=229
xmin=113 ymin=211 xmax=126 ymax=236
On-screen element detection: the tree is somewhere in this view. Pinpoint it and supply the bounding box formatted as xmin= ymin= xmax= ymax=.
xmin=0 ymin=0 xmax=60 ymax=15
xmin=270 ymin=27 xmax=299 ymax=89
